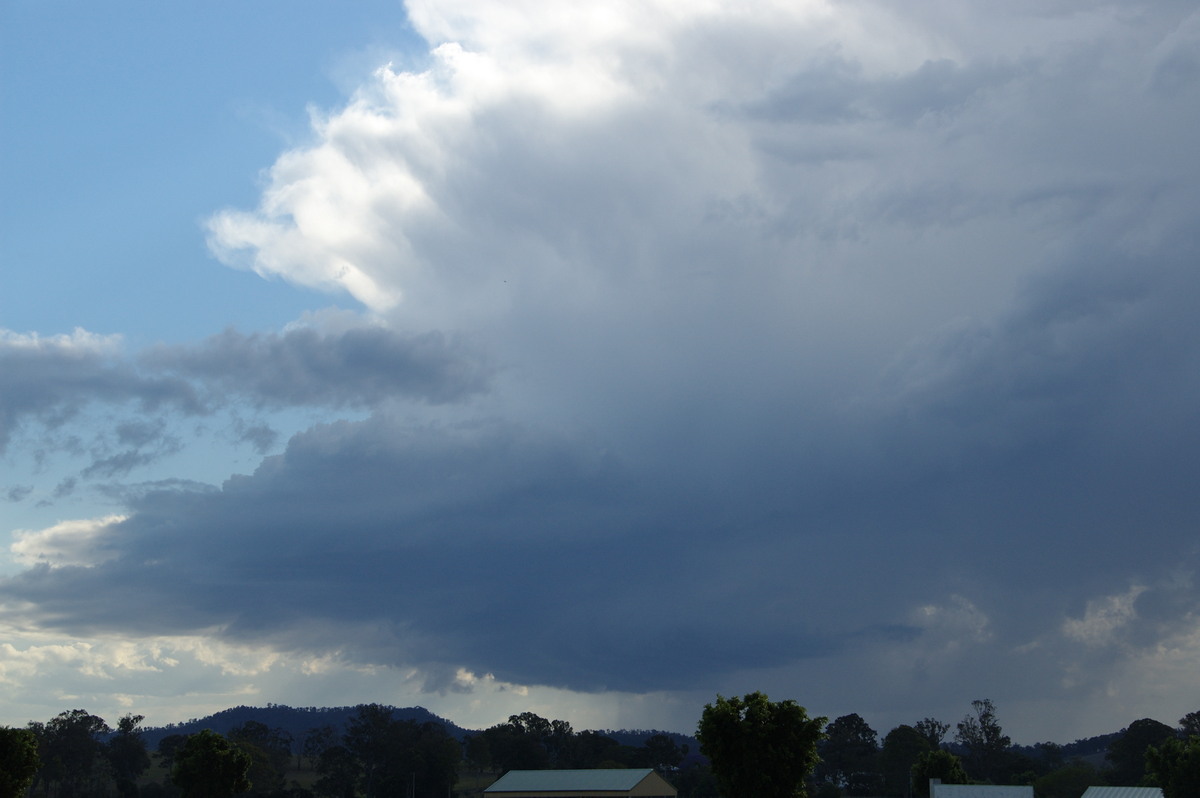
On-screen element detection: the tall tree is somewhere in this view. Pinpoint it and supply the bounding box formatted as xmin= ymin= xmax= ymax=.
xmin=1105 ymin=718 xmax=1175 ymax=786
xmin=913 ymin=719 xmax=949 ymax=750
xmin=475 ymin=721 xmax=548 ymax=771
xmin=107 ymin=714 xmax=151 ymax=798
xmin=911 ymin=749 xmax=967 ymax=797
xmin=696 ymin=692 xmax=825 ymax=798
xmin=340 ymin=705 xmax=459 ymax=798
xmin=171 ymin=730 xmax=253 ymax=798
xmin=1179 ymin=711 xmax=1200 ymax=738
xmin=559 ymin=730 xmax=622 ymax=769
xmin=303 ymin=726 xmax=337 ymax=772
xmin=314 ymin=745 xmax=358 ymax=798
xmin=31 ymin=709 xmax=113 ymax=798
xmin=818 ymin=714 xmax=880 ymax=795
xmin=0 ymin=727 xmax=41 ymax=798
xmin=1145 ymin=735 xmax=1200 ymax=798
xmin=229 ymin=720 xmax=293 ymax=795
xmin=880 ymin=725 xmax=931 ymax=798
xmin=643 ymin=734 xmax=685 ymax=771
xmin=157 ymin=734 xmax=189 ymax=771
xmin=954 ymin=699 xmax=1010 ymax=782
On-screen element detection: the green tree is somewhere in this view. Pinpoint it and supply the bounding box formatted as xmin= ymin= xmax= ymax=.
xmin=0 ymin=727 xmax=41 ymax=798
xmin=1105 ymin=718 xmax=1175 ymax=786
xmin=171 ymin=730 xmax=252 ymax=798
xmin=1032 ymin=760 xmax=1101 ymax=798
xmin=1145 ymin=735 xmax=1200 ymax=798
xmin=108 ymin=714 xmax=151 ymax=798
xmin=954 ymin=699 xmax=1010 ymax=782
xmin=696 ymin=692 xmax=825 ymax=798
xmin=911 ymin=749 xmax=967 ymax=797
xmin=880 ymin=725 xmax=931 ymax=798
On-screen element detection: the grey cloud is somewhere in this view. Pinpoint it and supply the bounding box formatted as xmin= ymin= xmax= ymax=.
xmin=81 ymin=442 xmax=183 ymax=480
xmin=0 ymin=414 xmax=869 ymax=691
xmin=746 ymin=57 xmax=1020 ymax=126
xmin=5 ymin=485 xmax=33 ymax=502
xmin=1 ymin=323 xmax=490 ymax=484
xmin=142 ymin=325 xmax=491 ymax=408
xmin=0 ymin=333 xmax=201 ymax=453
xmin=231 ymin=417 xmax=279 ymax=454
xmin=5 ymin=235 xmax=1200 ymax=696
xmin=51 ymin=478 xmax=77 ymax=500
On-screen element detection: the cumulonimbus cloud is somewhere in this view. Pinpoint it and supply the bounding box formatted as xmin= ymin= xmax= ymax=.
xmin=5 ymin=0 xmax=1200 ymax=736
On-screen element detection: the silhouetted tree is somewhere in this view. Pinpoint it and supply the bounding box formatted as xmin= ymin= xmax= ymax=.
xmin=642 ymin=734 xmax=685 ymax=771
xmin=30 ymin=709 xmax=113 ymax=798
xmin=171 ymin=730 xmax=252 ymax=798
xmin=697 ymin=692 xmax=825 ymax=798
xmin=229 ymin=721 xmax=292 ymax=795
xmin=558 ymin=731 xmax=621 ymax=769
xmin=955 ymin=699 xmax=1010 ymax=782
xmin=1105 ymin=718 xmax=1175 ymax=786
xmin=313 ymin=746 xmax=357 ymax=798
xmin=474 ymin=720 xmax=549 ymax=771
xmin=672 ymin=761 xmax=719 ymax=798
xmin=108 ymin=715 xmax=151 ymax=798
xmin=911 ymin=750 xmax=967 ymax=797
xmin=1178 ymin=711 xmax=1200 ymax=738
xmin=818 ymin=714 xmax=880 ymax=795
xmin=157 ymin=735 xmax=189 ymax=771
xmin=880 ymin=725 xmax=931 ymax=797
xmin=339 ymin=705 xmax=458 ymax=798
xmin=302 ymin=726 xmax=337 ymax=772
xmin=913 ymin=719 xmax=949 ymax=751
xmin=1 ymin=727 xmax=41 ymax=798
xmin=1032 ymin=760 xmax=1101 ymax=798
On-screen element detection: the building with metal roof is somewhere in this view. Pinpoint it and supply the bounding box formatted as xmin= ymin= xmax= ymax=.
xmin=483 ymin=769 xmax=677 ymax=798
xmin=929 ymin=784 xmax=1033 ymax=798
xmin=1080 ymin=788 xmax=1164 ymax=798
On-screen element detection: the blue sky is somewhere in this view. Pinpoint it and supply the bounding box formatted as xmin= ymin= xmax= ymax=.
xmin=2 ymin=0 xmax=1199 ymax=744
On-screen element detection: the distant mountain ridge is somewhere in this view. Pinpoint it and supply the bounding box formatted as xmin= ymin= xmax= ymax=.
xmin=141 ymin=703 xmax=1120 ymax=762
xmin=139 ymin=704 xmax=469 ymax=749
xmin=138 ymin=703 xmax=699 ymax=753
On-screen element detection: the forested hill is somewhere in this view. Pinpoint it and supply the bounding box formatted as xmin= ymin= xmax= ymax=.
xmin=140 ymin=704 xmax=468 ymax=749
xmin=138 ymin=704 xmax=699 ymax=752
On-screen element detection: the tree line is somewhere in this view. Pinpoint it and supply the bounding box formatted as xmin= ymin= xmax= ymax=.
xmin=696 ymin=694 xmax=1200 ymax=798
xmin=0 ymin=705 xmax=698 ymax=798
xmin=2 ymin=699 xmax=1197 ymax=798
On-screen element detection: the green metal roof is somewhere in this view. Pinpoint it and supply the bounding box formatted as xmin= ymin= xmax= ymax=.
xmin=931 ymin=787 xmax=1032 ymax=798
xmin=1080 ymin=788 xmax=1164 ymax=798
xmin=485 ymin=769 xmax=657 ymax=793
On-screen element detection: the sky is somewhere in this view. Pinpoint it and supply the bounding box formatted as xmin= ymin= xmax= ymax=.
xmin=2 ymin=0 xmax=1199 ymax=745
